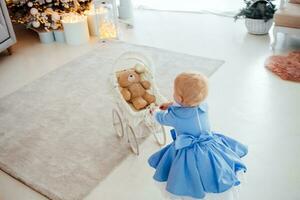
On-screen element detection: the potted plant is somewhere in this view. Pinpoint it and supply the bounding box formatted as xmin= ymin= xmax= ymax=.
xmin=234 ymin=0 xmax=276 ymax=35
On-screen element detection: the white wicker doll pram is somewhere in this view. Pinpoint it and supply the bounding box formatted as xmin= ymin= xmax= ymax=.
xmin=111 ymin=52 xmax=167 ymax=155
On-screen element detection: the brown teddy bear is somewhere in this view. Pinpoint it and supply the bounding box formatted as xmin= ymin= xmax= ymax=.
xmin=117 ymin=66 xmax=156 ymax=110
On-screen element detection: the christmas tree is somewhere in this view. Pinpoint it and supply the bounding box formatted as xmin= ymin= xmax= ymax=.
xmin=6 ymin=0 xmax=92 ymax=31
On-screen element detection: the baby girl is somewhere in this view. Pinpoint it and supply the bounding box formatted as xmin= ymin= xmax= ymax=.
xmin=148 ymin=72 xmax=248 ymax=200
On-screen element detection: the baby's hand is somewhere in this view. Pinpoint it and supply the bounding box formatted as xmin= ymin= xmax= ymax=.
xmin=149 ymin=104 xmax=158 ymax=115
xmin=159 ymin=102 xmax=173 ymax=110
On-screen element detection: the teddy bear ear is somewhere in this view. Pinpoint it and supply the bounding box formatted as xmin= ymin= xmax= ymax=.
xmin=134 ymin=64 xmax=146 ymax=74
xmin=116 ymin=71 xmax=121 ymax=79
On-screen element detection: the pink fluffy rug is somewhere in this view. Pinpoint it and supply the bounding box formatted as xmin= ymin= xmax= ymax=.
xmin=265 ymin=51 xmax=300 ymax=82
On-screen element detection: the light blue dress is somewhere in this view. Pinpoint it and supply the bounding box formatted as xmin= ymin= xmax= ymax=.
xmin=148 ymin=103 xmax=248 ymax=199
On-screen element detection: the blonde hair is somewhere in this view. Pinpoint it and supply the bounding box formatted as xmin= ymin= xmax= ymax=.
xmin=174 ymin=72 xmax=208 ymax=107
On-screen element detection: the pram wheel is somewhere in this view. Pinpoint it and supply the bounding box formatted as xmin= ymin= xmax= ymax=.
xmin=152 ymin=125 xmax=167 ymax=146
xmin=126 ymin=124 xmax=139 ymax=155
xmin=112 ymin=109 xmax=124 ymax=138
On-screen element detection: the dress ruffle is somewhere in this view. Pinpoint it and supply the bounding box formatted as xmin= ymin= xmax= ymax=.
xmin=148 ymin=132 xmax=248 ymax=199
xmin=154 ymin=179 xmax=243 ymax=200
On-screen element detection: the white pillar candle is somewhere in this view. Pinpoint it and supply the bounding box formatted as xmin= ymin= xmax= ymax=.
xmin=53 ymin=30 xmax=65 ymax=43
xmin=62 ymin=15 xmax=90 ymax=45
xmin=38 ymin=31 xmax=55 ymax=44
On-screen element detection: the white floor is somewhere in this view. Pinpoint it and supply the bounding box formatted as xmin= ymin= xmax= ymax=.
xmin=0 ymin=10 xmax=300 ymax=200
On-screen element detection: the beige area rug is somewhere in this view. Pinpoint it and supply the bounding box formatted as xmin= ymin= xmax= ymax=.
xmin=0 ymin=41 xmax=224 ymax=200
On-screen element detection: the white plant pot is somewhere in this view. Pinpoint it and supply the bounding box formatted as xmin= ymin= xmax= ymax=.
xmin=38 ymin=31 xmax=55 ymax=44
xmin=245 ymin=18 xmax=273 ymax=35
xmin=118 ymin=0 xmax=133 ymax=20
xmin=53 ymin=30 xmax=65 ymax=43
